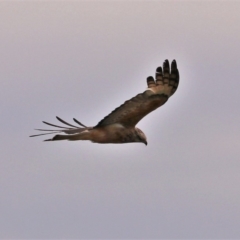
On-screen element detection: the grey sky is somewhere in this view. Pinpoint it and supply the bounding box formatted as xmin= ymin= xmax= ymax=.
xmin=1 ymin=1 xmax=240 ymax=238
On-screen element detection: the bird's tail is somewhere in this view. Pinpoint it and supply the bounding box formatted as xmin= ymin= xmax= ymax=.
xmin=30 ymin=116 xmax=93 ymax=141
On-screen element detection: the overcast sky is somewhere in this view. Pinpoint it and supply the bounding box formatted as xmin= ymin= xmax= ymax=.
xmin=1 ymin=1 xmax=240 ymax=239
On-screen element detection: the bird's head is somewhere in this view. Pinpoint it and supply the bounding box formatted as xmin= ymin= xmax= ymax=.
xmin=135 ymin=128 xmax=147 ymax=146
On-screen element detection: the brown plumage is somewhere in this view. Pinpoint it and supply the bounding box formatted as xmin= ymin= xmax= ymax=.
xmin=30 ymin=59 xmax=179 ymax=145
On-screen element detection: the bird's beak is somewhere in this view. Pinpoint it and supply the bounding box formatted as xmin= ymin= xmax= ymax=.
xmin=143 ymin=140 xmax=148 ymax=146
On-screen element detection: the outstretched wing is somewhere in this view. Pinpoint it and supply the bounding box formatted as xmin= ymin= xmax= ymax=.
xmin=30 ymin=116 xmax=92 ymax=138
xmin=95 ymin=60 xmax=179 ymax=128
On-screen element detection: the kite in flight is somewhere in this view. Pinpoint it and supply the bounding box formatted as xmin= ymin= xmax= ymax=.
xmin=30 ymin=59 xmax=179 ymax=145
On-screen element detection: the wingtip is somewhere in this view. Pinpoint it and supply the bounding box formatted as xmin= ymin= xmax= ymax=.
xmin=171 ymin=59 xmax=178 ymax=71
xmin=163 ymin=60 xmax=170 ymax=74
xmin=146 ymin=76 xmax=155 ymax=86
xmin=147 ymin=76 xmax=154 ymax=81
xmin=164 ymin=59 xmax=170 ymax=65
xmin=156 ymin=66 xmax=162 ymax=73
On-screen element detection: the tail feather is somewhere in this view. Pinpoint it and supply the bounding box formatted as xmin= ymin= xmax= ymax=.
xmin=73 ymin=118 xmax=87 ymax=127
xmin=30 ymin=116 xmax=93 ymax=141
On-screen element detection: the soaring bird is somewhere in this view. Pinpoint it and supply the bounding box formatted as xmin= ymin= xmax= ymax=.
xmin=30 ymin=59 xmax=179 ymax=145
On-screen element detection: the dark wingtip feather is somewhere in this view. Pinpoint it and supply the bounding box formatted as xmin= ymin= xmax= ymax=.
xmin=147 ymin=76 xmax=154 ymax=82
xmin=171 ymin=59 xmax=177 ymax=71
xmin=155 ymin=66 xmax=163 ymax=84
xmin=146 ymin=76 xmax=156 ymax=88
xmin=164 ymin=59 xmax=170 ymax=65
xmin=163 ymin=60 xmax=170 ymax=74
xmin=156 ymin=66 xmax=162 ymax=73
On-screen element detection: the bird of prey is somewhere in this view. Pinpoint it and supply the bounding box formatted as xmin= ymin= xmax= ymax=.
xmin=30 ymin=59 xmax=179 ymax=145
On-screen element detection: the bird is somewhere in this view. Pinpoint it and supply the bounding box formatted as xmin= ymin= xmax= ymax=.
xmin=30 ymin=59 xmax=179 ymax=145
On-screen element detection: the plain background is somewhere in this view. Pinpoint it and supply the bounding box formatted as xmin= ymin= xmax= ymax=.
xmin=1 ymin=1 xmax=240 ymax=238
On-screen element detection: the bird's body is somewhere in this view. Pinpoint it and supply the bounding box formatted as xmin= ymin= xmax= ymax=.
xmin=30 ymin=59 xmax=179 ymax=145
